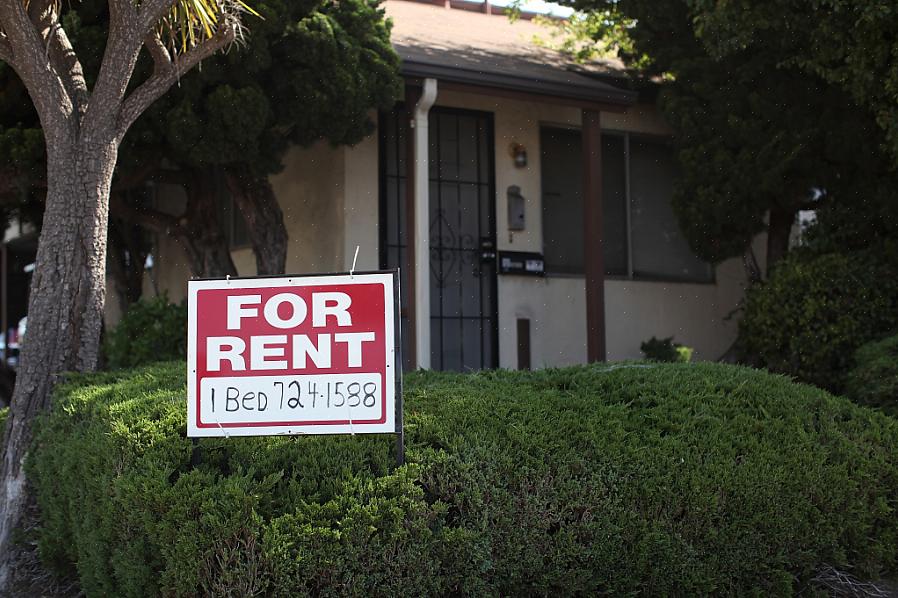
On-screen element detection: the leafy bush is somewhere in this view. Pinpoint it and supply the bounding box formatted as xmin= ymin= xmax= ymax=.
xmin=640 ymin=336 xmax=693 ymax=362
xmin=845 ymin=334 xmax=898 ymax=415
xmin=29 ymin=362 xmax=898 ymax=596
xmin=104 ymin=296 xmax=187 ymax=370
xmin=740 ymin=249 xmax=898 ymax=391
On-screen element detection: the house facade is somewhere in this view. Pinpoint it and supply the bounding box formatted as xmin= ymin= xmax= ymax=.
xmin=10 ymin=0 xmax=764 ymax=371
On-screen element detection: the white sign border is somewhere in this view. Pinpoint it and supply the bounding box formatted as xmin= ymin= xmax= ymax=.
xmin=187 ymin=271 xmax=399 ymax=438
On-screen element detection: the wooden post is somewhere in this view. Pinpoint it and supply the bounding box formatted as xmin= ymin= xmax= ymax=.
xmin=582 ymin=109 xmax=606 ymax=362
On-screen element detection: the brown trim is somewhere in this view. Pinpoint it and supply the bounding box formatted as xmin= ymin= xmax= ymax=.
xmin=403 ymin=85 xmax=420 ymax=368
xmin=582 ymin=109 xmax=606 ymax=362
xmin=517 ymin=318 xmax=531 ymax=370
xmin=404 ymin=74 xmax=634 ymax=113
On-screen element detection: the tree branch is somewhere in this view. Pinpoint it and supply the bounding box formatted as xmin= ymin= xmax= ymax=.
xmin=144 ymin=31 xmax=171 ymax=74
xmin=21 ymin=0 xmax=89 ymax=118
xmin=44 ymin=18 xmax=89 ymax=118
xmin=107 ymin=0 xmax=138 ymax=27
xmin=138 ymin=0 xmax=178 ymax=33
xmin=0 ymin=0 xmax=72 ymax=129
xmin=0 ymin=32 xmax=15 ymax=68
xmin=116 ymin=21 xmax=237 ymax=139
xmin=111 ymin=192 xmax=185 ymax=236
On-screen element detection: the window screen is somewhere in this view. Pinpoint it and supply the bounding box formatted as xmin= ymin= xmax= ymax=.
xmin=602 ymin=134 xmax=627 ymax=276
xmin=540 ymin=128 xmax=628 ymax=275
xmin=629 ymin=138 xmax=711 ymax=282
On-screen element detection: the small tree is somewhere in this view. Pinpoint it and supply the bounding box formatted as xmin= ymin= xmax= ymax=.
xmin=0 ymin=0 xmax=254 ymax=585
xmin=111 ymin=0 xmax=400 ymax=279
xmin=686 ymin=0 xmax=898 ymax=164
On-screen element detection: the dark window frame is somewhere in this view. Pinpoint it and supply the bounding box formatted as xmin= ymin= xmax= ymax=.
xmin=540 ymin=124 xmax=715 ymax=285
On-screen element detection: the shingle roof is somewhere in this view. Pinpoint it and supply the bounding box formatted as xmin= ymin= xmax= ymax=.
xmin=384 ymin=0 xmax=637 ymax=107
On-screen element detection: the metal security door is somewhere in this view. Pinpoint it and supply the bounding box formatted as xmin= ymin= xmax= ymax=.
xmin=428 ymin=108 xmax=497 ymax=371
xmin=379 ymin=106 xmax=497 ymax=371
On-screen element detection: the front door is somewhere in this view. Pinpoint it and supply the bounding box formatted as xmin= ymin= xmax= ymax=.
xmin=380 ymin=106 xmax=498 ymax=371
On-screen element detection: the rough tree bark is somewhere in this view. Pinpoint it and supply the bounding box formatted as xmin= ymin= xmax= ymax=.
xmin=183 ymin=169 xmax=238 ymax=278
xmin=225 ymin=165 xmax=288 ymax=275
xmin=0 ymin=134 xmax=117 ymax=586
xmin=0 ymin=0 xmax=241 ymax=586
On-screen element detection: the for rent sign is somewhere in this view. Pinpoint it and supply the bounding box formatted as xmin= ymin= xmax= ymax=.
xmin=187 ymin=272 xmax=400 ymax=437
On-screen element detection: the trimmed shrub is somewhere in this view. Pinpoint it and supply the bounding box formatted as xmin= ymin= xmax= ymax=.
xmin=29 ymin=362 xmax=898 ymax=596
xmin=104 ymin=296 xmax=187 ymax=370
xmin=640 ymin=336 xmax=693 ymax=362
xmin=845 ymin=334 xmax=898 ymax=415
xmin=740 ymin=249 xmax=898 ymax=392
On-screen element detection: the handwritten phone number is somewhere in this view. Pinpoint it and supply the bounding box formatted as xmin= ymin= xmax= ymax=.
xmin=208 ymin=380 xmax=379 ymax=414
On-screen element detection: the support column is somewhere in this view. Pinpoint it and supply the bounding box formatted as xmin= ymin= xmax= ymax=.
xmin=412 ymin=78 xmax=437 ymax=369
xmin=582 ymin=109 xmax=606 ymax=362
xmin=403 ymin=86 xmax=419 ymax=369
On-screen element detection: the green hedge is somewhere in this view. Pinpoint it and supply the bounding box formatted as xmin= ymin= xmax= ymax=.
xmin=740 ymin=249 xmax=898 ymax=392
xmin=104 ymin=296 xmax=187 ymax=370
xmin=845 ymin=334 xmax=898 ymax=416
xmin=29 ymin=362 xmax=898 ymax=595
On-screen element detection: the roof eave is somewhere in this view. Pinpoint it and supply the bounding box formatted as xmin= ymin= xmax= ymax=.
xmin=401 ymin=59 xmax=638 ymax=112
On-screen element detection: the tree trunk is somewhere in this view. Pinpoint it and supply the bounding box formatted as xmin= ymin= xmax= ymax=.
xmin=181 ymin=168 xmax=237 ymax=278
xmin=0 ymin=137 xmax=115 ymax=586
xmin=766 ymin=206 xmax=795 ymax=275
xmin=224 ymin=166 xmax=288 ymax=276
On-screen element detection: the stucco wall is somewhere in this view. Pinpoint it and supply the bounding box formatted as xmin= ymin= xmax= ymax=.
xmin=101 ymin=141 xmax=348 ymax=328
xmin=277 ymin=142 xmax=346 ymax=275
xmin=343 ymin=131 xmax=380 ymax=272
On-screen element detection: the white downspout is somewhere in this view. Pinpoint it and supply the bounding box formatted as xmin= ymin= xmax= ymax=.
xmin=413 ymin=78 xmax=437 ymax=369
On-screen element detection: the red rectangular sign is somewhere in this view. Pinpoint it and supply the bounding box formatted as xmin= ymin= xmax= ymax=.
xmin=187 ymin=272 xmax=400 ymax=437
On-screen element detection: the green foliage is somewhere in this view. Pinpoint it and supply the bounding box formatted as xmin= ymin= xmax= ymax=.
xmin=29 ymin=361 xmax=898 ymax=595
xmin=740 ymin=249 xmax=898 ymax=392
xmin=640 ymin=336 xmax=693 ymax=363
xmin=531 ymin=10 xmax=648 ymax=67
xmin=116 ymin=0 xmax=402 ymax=178
xmin=686 ymin=0 xmax=898 ymax=164
xmin=561 ymin=0 xmax=898 ymax=265
xmin=104 ymin=297 xmax=188 ymax=370
xmin=845 ymin=335 xmax=898 ymax=416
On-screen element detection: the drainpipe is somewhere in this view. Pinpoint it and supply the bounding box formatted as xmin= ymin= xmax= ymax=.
xmin=413 ymin=78 xmax=437 ymax=369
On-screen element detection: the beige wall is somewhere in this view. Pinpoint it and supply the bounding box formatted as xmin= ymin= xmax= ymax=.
xmin=343 ymin=131 xmax=381 ymax=272
xmin=103 ymin=141 xmax=350 ymax=328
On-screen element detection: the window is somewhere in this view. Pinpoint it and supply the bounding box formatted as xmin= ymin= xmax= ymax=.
xmin=628 ymin=137 xmax=711 ymax=281
xmin=540 ymin=127 xmax=712 ymax=283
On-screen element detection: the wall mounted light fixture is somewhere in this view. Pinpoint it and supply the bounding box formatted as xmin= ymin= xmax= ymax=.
xmin=509 ymin=142 xmax=527 ymax=168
